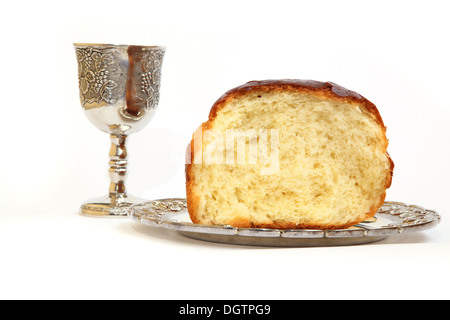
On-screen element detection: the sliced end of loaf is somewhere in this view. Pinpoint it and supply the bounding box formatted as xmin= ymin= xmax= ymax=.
xmin=186 ymin=80 xmax=394 ymax=229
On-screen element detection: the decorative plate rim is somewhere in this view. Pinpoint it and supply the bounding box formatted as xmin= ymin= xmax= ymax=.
xmin=128 ymin=198 xmax=441 ymax=239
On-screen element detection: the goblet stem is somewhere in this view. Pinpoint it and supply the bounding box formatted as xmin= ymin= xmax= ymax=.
xmin=109 ymin=134 xmax=128 ymax=204
xmin=79 ymin=133 xmax=146 ymax=217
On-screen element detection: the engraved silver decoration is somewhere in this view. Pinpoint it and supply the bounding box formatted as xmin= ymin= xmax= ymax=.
xmin=74 ymin=43 xmax=165 ymax=217
xmin=129 ymin=200 xmax=441 ymax=246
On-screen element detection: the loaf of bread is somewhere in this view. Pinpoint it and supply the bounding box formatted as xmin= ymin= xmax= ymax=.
xmin=186 ymin=80 xmax=394 ymax=230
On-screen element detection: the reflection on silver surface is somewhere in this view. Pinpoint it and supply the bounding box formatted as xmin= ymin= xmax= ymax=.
xmin=129 ymin=199 xmax=441 ymax=247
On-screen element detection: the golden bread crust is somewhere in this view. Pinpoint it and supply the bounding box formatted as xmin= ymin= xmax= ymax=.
xmin=209 ymin=80 xmax=386 ymax=128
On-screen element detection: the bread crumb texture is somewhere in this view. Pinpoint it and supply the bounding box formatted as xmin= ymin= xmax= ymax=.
xmin=186 ymin=80 xmax=393 ymax=229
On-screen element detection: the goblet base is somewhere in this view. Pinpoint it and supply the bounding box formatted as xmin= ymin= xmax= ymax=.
xmin=79 ymin=194 xmax=147 ymax=217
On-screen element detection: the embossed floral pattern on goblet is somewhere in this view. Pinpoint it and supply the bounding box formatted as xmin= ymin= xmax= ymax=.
xmin=75 ymin=47 xmax=125 ymax=108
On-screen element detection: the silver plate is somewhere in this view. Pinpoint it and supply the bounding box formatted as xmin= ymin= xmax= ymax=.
xmin=128 ymin=199 xmax=441 ymax=247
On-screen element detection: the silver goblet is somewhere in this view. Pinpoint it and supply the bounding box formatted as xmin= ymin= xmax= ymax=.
xmin=74 ymin=43 xmax=165 ymax=217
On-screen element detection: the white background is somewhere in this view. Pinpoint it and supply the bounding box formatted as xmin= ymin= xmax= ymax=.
xmin=1 ymin=0 xmax=449 ymax=300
